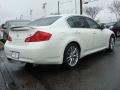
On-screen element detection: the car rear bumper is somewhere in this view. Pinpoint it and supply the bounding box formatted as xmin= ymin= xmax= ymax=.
xmin=4 ymin=41 xmax=63 ymax=64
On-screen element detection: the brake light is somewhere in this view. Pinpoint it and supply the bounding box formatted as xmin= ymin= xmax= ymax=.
xmin=25 ymin=31 xmax=52 ymax=42
xmin=7 ymin=35 xmax=12 ymax=41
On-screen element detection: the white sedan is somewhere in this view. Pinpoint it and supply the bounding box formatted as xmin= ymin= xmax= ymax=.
xmin=4 ymin=15 xmax=115 ymax=68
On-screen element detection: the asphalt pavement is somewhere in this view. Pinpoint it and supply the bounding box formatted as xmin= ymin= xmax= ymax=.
xmin=1 ymin=40 xmax=120 ymax=90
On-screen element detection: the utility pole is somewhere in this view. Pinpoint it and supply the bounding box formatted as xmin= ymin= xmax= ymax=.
xmin=79 ymin=0 xmax=98 ymax=15
xmin=80 ymin=0 xmax=83 ymax=15
xmin=20 ymin=14 xmax=23 ymax=20
xmin=30 ymin=9 xmax=33 ymax=20
xmin=75 ymin=0 xmax=77 ymax=14
xmin=58 ymin=1 xmax=60 ymax=15
xmin=42 ymin=2 xmax=47 ymax=17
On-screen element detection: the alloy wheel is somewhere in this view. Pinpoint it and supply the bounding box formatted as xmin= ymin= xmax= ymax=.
xmin=64 ymin=44 xmax=80 ymax=67
xmin=109 ymin=36 xmax=115 ymax=50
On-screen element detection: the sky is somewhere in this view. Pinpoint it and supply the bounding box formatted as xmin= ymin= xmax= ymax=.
xmin=0 ymin=0 xmax=117 ymax=24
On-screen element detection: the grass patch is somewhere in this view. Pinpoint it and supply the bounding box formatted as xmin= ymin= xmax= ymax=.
xmin=0 ymin=40 xmax=4 ymax=48
xmin=0 ymin=39 xmax=6 ymax=44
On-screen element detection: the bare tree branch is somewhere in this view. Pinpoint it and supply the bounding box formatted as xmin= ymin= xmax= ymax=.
xmin=109 ymin=0 xmax=120 ymax=21
xmin=84 ymin=7 xmax=102 ymax=19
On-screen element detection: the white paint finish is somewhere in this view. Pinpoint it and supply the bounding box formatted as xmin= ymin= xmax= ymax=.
xmin=4 ymin=15 xmax=114 ymax=65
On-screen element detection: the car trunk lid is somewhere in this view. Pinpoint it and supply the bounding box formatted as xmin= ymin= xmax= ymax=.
xmin=8 ymin=26 xmax=51 ymax=45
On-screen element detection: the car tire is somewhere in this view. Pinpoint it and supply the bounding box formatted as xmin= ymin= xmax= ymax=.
xmin=115 ymin=31 xmax=120 ymax=37
xmin=107 ymin=36 xmax=115 ymax=51
xmin=116 ymin=31 xmax=120 ymax=37
xmin=63 ymin=43 xmax=80 ymax=68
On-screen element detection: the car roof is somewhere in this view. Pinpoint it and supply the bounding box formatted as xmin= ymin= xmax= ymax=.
xmin=43 ymin=14 xmax=88 ymax=18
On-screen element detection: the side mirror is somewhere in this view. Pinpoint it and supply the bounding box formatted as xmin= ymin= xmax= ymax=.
xmin=1 ymin=24 xmax=6 ymax=29
xmin=99 ymin=24 xmax=105 ymax=30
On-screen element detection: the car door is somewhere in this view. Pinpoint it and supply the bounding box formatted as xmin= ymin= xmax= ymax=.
xmin=67 ymin=16 xmax=95 ymax=54
xmin=85 ymin=17 xmax=106 ymax=49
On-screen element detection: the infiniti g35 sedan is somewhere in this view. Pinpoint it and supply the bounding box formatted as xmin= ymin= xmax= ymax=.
xmin=4 ymin=15 xmax=115 ymax=68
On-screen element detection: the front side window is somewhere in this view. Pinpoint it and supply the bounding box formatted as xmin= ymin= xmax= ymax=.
xmin=67 ymin=16 xmax=88 ymax=28
xmin=85 ymin=18 xmax=100 ymax=29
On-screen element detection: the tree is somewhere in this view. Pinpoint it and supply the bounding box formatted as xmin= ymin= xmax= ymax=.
xmin=84 ymin=6 xmax=101 ymax=19
xmin=109 ymin=0 xmax=120 ymax=21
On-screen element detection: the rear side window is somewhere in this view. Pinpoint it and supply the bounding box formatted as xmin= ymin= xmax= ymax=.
xmin=67 ymin=16 xmax=89 ymax=28
xmin=85 ymin=17 xmax=100 ymax=29
xmin=28 ymin=16 xmax=61 ymax=26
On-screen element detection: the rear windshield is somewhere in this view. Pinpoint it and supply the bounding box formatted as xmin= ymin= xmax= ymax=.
xmin=28 ymin=16 xmax=61 ymax=26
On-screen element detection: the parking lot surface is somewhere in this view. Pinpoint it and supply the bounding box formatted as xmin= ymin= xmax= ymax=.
xmin=1 ymin=40 xmax=120 ymax=90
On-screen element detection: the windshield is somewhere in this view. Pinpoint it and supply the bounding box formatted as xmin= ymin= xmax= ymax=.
xmin=114 ymin=21 xmax=120 ymax=27
xmin=28 ymin=16 xmax=61 ymax=26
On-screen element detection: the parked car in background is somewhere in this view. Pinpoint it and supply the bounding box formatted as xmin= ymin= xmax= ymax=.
xmin=110 ymin=21 xmax=120 ymax=37
xmin=0 ymin=26 xmax=4 ymax=40
xmin=105 ymin=22 xmax=116 ymax=29
xmin=5 ymin=15 xmax=115 ymax=68
xmin=2 ymin=20 xmax=31 ymax=41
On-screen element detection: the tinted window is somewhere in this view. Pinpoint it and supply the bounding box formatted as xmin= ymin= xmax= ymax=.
xmin=67 ymin=18 xmax=74 ymax=27
xmin=67 ymin=16 xmax=89 ymax=28
xmin=114 ymin=22 xmax=120 ymax=27
xmin=28 ymin=16 xmax=61 ymax=26
xmin=86 ymin=18 xmax=100 ymax=29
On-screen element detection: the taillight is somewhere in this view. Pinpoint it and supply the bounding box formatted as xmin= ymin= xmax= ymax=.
xmin=25 ymin=31 xmax=52 ymax=42
xmin=7 ymin=35 xmax=12 ymax=41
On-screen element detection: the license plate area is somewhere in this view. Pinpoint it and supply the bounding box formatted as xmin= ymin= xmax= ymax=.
xmin=11 ymin=51 xmax=20 ymax=60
